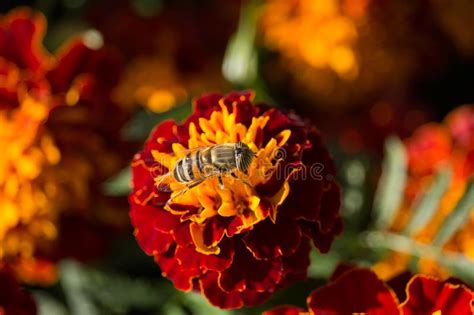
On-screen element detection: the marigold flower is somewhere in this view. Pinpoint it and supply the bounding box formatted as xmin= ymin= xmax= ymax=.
xmin=259 ymin=0 xmax=449 ymax=110
xmin=264 ymin=267 xmax=474 ymax=315
xmin=0 ymin=9 xmax=60 ymax=272
xmin=0 ymin=8 xmax=128 ymax=284
xmin=260 ymin=0 xmax=361 ymax=80
xmin=0 ymin=266 xmax=37 ymax=315
xmin=129 ymin=91 xmax=342 ymax=309
xmin=89 ymin=0 xmax=238 ymax=113
xmin=374 ymin=105 xmax=474 ymax=279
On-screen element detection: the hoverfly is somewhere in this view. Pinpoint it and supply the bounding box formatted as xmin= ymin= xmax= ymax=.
xmin=156 ymin=142 xmax=256 ymax=204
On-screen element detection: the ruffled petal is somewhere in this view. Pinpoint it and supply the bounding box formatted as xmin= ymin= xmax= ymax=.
xmin=218 ymin=241 xmax=283 ymax=293
xmin=402 ymin=275 xmax=474 ymax=315
xmin=307 ymin=268 xmax=399 ymax=315
xmin=263 ymin=306 xmax=304 ymax=315
xmin=243 ymin=218 xmax=301 ymax=260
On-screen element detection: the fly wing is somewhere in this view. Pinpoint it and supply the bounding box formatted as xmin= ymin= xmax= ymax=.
xmin=140 ymin=145 xmax=214 ymax=164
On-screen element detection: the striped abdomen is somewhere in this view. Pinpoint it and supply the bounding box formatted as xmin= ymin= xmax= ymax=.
xmin=172 ymin=144 xmax=237 ymax=183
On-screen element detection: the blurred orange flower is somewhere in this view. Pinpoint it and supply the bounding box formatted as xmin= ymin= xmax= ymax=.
xmin=260 ymin=0 xmax=362 ymax=80
xmin=259 ymin=0 xmax=449 ymax=111
xmin=89 ymin=0 xmax=239 ymax=113
xmin=264 ymin=267 xmax=474 ymax=315
xmin=0 ymin=9 xmax=129 ymax=285
xmin=375 ymin=105 xmax=474 ymax=279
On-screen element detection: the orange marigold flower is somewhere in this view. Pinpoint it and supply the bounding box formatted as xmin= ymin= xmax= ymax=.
xmin=0 ymin=8 xmax=128 ymax=284
xmin=129 ymin=91 xmax=342 ymax=309
xmin=260 ymin=0 xmax=361 ymax=79
xmin=264 ymin=267 xmax=474 ymax=315
xmin=259 ymin=0 xmax=449 ymax=110
xmin=0 ymin=9 xmax=60 ymax=269
xmin=89 ymin=0 xmax=238 ymax=113
xmin=0 ymin=266 xmax=37 ymax=315
xmin=374 ymin=105 xmax=474 ymax=279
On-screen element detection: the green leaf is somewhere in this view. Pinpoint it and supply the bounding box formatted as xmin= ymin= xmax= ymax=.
xmin=59 ymin=260 xmax=171 ymax=314
xmin=103 ymin=166 xmax=131 ymax=196
xmin=308 ymin=248 xmax=340 ymax=279
xmin=403 ymin=167 xmax=452 ymax=236
xmin=373 ymin=137 xmax=407 ymax=230
xmin=433 ymin=178 xmax=474 ymax=246
xmin=222 ymin=1 xmax=259 ymax=85
xmin=122 ymin=102 xmax=192 ymax=141
xmin=33 ymin=292 xmax=68 ymax=315
xmin=178 ymin=291 xmax=232 ymax=315
xmin=362 ymin=231 xmax=474 ymax=286
xmin=60 ymin=261 xmax=100 ymax=315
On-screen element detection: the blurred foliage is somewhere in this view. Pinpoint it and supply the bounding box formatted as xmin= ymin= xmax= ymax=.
xmin=373 ymin=137 xmax=407 ymax=230
xmin=402 ymin=167 xmax=452 ymax=236
xmin=122 ymin=102 xmax=193 ymax=141
xmin=362 ymin=139 xmax=474 ymax=285
xmin=222 ymin=1 xmax=258 ymax=86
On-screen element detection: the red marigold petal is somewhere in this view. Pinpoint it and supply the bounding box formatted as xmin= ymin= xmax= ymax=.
xmin=175 ymin=238 xmax=234 ymax=272
xmin=220 ymin=90 xmax=257 ymax=126
xmin=302 ymin=215 xmax=343 ymax=254
xmin=130 ymin=204 xmax=175 ymax=255
xmin=446 ymin=105 xmax=474 ymax=148
xmin=151 ymin=207 xmax=181 ymax=233
xmin=262 ymin=108 xmax=293 ymax=144
xmin=255 ymin=160 xmax=288 ymax=197
xmin=131 ymin=155 xmax=169 ymax=207
xmin=155 ymin=252 xmax=199 ymax=292
xmin=201 ymin=216 xmax=228 ymax=247
xmin=307 ymin=268 xmax=399 ymax=315
xmin=402 ymin=275 xmax=474 ymax=315
xmin=48 ymin=39 xmax=121 ymax=93
xmin=0 ymin=84 xmax=20 ymax=110
xmin=279 ymin=174 xmax=323 ymax=222
xmin=386 ymin=271 xmax=413 ymax=303
xmin=173 ymin=222 xmax=193 ymax=247
xmin=192 ymin=93 xmax=224 ymax=117
xmin=279 ymin=237 xmax=311 ymax=287
xmin=329 ymin=263 xmax=357 ymax=282
xmin=145 ymin=120 xmax=179 ymax=153
xmin=280 ymin=129 xmax=340 ymax=225
xmin=0 ymin=9 xmax=47 ymax=72
xmin=243 ymin=219 xmax=302 ymax=260
xmin=240 ymin=289 xmax=273 ymax=307
xmin=218 ymin=241 xmax=283 ymax=293
xmin=200 ymin=272 xmax=245 ymax=309
xmin=405 ymin=125 xmax=452 ymax=176
xmin=200 ymin=271 xmax=272 ymax=309
xmin=318 ymin=183 xmax=342 ymax=233
xmin=225 ymin=216 xmax=244 ymax=237
xmin=137 ymin=228 xmax=173 ymax=256
xmin=131 ymin=152 xmax=168 ymax=206
xmin=263 ymin=305 xmax=305 ymax=315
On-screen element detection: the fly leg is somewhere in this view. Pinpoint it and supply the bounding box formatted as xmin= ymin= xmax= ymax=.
xmin=218 ymin=175 xmax=224 ymax=189
xmin=230 ymin=172 xmax=252 ymax=189
xmin=166 ymin=178 xmax=205 ymax=205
